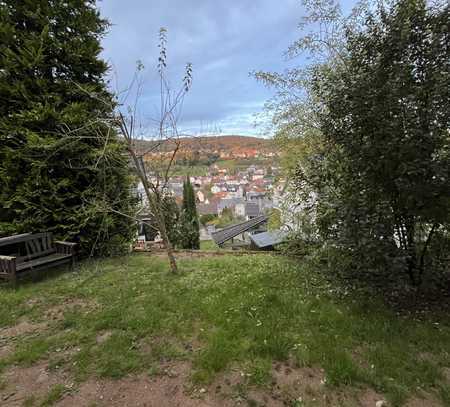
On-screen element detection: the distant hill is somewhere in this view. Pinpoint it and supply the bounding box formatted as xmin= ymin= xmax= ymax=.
xmin=135 ymin=135 xmax=275 ymax=155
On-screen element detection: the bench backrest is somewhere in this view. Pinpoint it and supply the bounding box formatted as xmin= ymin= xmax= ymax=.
xmin=0 ymin=233 xmax=55 ymax=262
xmin=0 ymin=233 xmax=32 ymax=248
xmin=23 ymin=233 xmax=56 ymax=261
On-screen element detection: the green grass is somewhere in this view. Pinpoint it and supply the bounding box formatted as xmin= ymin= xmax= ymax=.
xmin=199 ymin=240 xmax=219 ymax=251
xmin=40 ymin=384 xmax=67 ymax=406
xmin=0 ymin=254 xmax=449 ymax=406
xmin=171 ymin=164 xmax=209 ymax=176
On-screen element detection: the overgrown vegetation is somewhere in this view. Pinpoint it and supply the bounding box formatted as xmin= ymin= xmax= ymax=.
xmin=0 ymin=255 xmax=449 ymax=405
xmin=257 ymin=0 xmax=449 ymax=288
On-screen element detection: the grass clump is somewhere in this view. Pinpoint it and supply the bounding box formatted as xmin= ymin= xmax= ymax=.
xmin=40 ymin=384 xmax=67 ymax=406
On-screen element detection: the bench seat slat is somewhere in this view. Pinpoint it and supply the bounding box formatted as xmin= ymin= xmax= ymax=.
xmin=17 ymin=248 xmax=56 ymax=263
xmin=16 ymin=253 xmax=72 ymax=271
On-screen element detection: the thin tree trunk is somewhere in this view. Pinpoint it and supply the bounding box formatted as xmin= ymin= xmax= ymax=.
xmin=417 ymin=223 xmax=438 ymax=286
xmin=153 ymin=200 xmax=178 ymax=274
xmin=159 ymin=225 xmax=178 ymax=273
xmin=125 ymin=142 xmax=178 ymax=273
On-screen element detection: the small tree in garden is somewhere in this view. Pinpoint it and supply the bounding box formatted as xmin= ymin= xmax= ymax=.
xmin=50 ymin=27 xmax=192 ymax=272
xmin=115 ymin=28 xmax=193 ymax=273
xmin=180 ymin=176 xmax=200 ymax=249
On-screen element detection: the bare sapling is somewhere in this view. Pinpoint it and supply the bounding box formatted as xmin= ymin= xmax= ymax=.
xmin=115 ymin=28 xmax=193 ymax=273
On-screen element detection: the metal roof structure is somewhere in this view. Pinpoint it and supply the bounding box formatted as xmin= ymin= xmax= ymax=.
xmin=249 ymin=230 xmax=288 ymax=248
xmin=211 ymin=215 xmax=269 ymax=246
xmin=245 ymin=202 xmax=260 ymax=217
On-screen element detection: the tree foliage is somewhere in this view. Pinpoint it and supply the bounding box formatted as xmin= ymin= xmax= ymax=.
xmin=258 ymin=0 xmax=450 ymax=286
xmin=179 ymin=177 xmax=200 ymax=249
xmin=0 ymin=0 xmax=136 ymax=255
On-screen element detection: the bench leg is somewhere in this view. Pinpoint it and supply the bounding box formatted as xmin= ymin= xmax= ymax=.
xmin=9 ymin=272 xmax=17 ymax=289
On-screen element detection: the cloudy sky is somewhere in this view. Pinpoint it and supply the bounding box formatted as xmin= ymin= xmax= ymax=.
xmin=98 ymin=1 xmax=353 ymax=137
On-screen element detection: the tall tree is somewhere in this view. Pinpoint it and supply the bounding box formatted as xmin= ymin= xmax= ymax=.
xmin=0 ymin=0 xmax=136 ymax=255
xmin=180 ymin=176 xmax=200 ymax=249
xmin=257 ymin=0 xmax=450 ymax=286
xmin=311 ymin=0 xmax=450 ymax=284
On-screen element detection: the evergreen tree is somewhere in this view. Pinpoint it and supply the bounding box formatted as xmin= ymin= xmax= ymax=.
xmin=180 ymin=176 xmax=200 ymax=249
xmin=0 ymin=0 xmax=136 ymax=255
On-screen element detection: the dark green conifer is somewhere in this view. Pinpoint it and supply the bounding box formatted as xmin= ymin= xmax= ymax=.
xmin=180 ymin=176 xmax=200 ymax=249
xmin=0 ymin=0 xmax=135 ymax=255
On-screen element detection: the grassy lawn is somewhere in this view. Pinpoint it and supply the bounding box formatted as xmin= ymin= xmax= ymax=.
xmin=170 ymin=164 xmax=209 ymax=176
xmin=0 ymin=254 xmax=449 ymax=406
xmin=199 ymin=240 xmax=220 ymax=251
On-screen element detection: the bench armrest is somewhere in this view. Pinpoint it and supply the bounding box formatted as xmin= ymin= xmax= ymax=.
xmin=0 ymin=255 xmax=17 ymax=274
xmin=55 ymin=241 xmax=77 ymax=255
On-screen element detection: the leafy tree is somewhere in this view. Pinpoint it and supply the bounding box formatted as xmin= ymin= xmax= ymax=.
xmin=162 ymin=194 xmax=182 ymax=246
xmin=213 ymin=207 xmax=235 ymax=228
xmin=268 ymin=208 xmax=282 ymax=231
xmin=312 ymin=0 xmax=449 ymax=284
xmin=0 ymin=0 xmax=136 ymax=255
xmin=258 ymin=0 xmax=450 ymax=286
xmin=199 ymin=213 xmax=217 ymax=226
xmin=180 ymin=177 xmax=200 ymax=249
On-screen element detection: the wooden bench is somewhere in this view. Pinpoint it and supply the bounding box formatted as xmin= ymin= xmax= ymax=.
xmin=0 ymin=233 xmax=76 ymax=284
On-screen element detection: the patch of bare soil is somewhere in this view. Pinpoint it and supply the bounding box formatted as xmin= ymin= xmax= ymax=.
xmin=59 ymin=361 xmax=237 ymax=407
xmin=0 ymin=362 xmax=73 ymax=406
xmin=357 ymin=389 xmax=386 ymax=407
xmin=405 ymin=393 xmax=444 ymax=407
xmin=0 ymin=320 xmax=48 ymax=364
xmin=0 ymin=357 xmax=445 ymax=406
xmin=43 ymin=298 xmax=98 ymax=322
xmin=210 ymin=361 xmax=361 ymax=406
xmin=96 ymin=330 xmax=113 ymax=345
xmin=0 ymin=344 xmax=13 ymax=359
xmin=442 ymin=367 xmax=450 ymax=384
xmin=0 ymin=320 xmax=47 ymax=340
xmin=252 ymin=361 xmax=387 ymax=407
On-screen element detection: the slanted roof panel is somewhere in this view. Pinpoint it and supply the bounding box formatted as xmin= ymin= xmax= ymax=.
xmin=211 ymin=215 xmax=269 ymax=246
xmin=249 ymin=230 xmax=288 ymax=248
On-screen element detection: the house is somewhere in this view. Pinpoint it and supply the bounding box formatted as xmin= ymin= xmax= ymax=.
xmin=198 ymin=202 xmax=218 ymax=216
xmin=245 ymin=202 xmax=260 ymax=220
xmin=196 ymin=190 xmax=205 ymax=203
xmin=217 ymin=198 xmax=244 ymax=216
xmin=246 ymin=191 xmax=266 ymax=202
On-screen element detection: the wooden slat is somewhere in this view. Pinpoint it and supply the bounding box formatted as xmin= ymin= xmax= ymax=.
xmin=0 ymin=233 xmax=31 ymax=248
xmin=46 ymin=234 xmax=52 ymax=251
xmin=16 ymin=253 xmax=72 ymax=271
xmin=25 ymin=240 xmax=35 ymax=256
xmin=0 ymin=233 xmax=52 ymax=248
xmin=18 ymin=248 xmax=55 ymax=262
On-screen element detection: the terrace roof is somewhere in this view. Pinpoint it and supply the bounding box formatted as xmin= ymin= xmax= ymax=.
xmin=249 ymin=230 xmax=288 ymax=248
xmin=211 ymin=215 xmax=269 ymax=246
